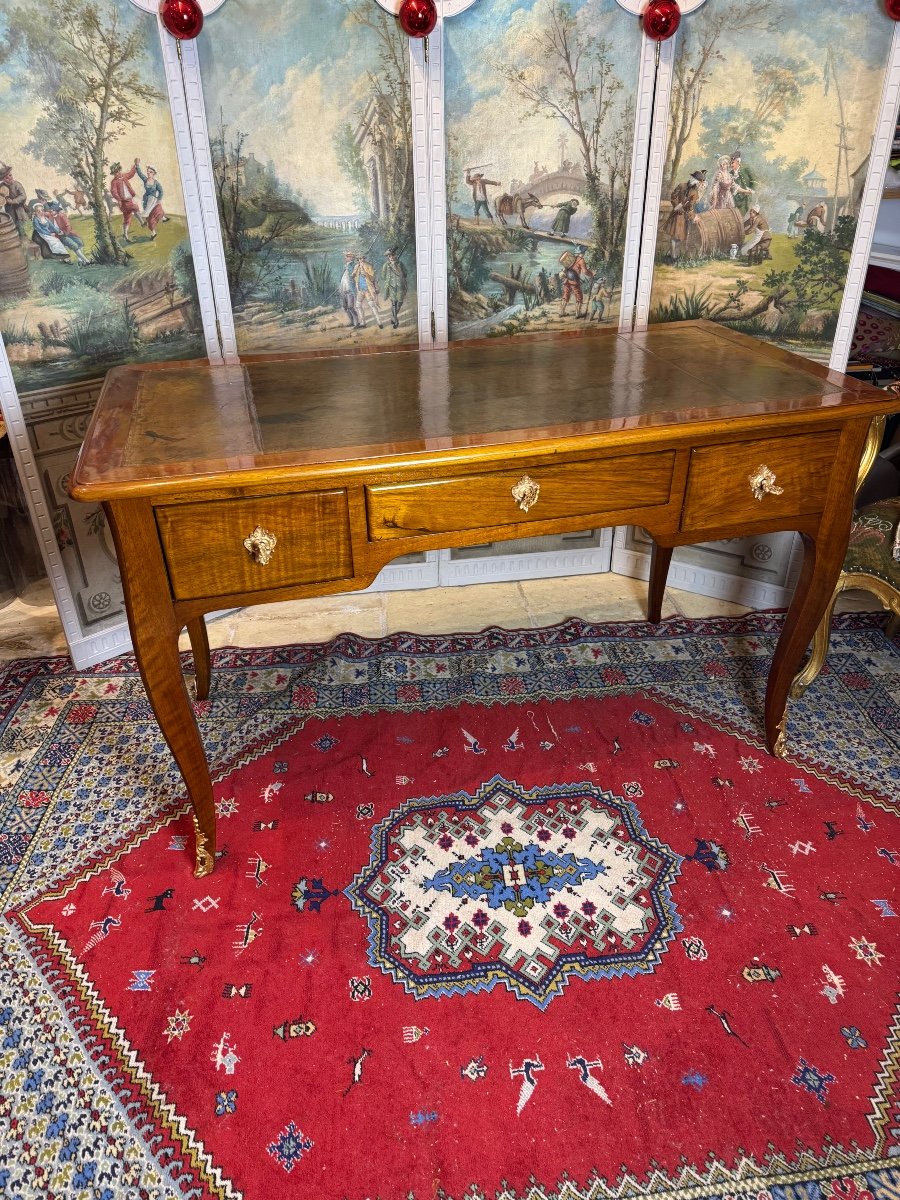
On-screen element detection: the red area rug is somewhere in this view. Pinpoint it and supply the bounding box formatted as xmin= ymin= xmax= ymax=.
xmin=2 ymin=614 xmax=899 ymax=1199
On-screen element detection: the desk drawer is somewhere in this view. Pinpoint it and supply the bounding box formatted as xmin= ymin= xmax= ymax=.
xmin=367 ymin=452 xmax=676 ymax=541
xmin=157 ymin=491 xmax=353 ymax=600
xmin=682 ymin=432 xmax=840 ymax=531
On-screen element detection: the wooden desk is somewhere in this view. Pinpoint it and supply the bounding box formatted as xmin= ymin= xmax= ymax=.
xmin=70 ymin=322 xmax=894 ymax=876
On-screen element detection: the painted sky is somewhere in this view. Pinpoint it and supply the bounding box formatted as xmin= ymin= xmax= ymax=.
xmin=199 ymin=0 xmax=393 ymax=216
xmin=0 ymin=0 xmax=890 ymax=226
xmin=0 ymin=1 xmax=186 ymax=209
xmin=671 ymin=0 xmax=891 ymax=193
xmin=444 ymin=0 xmax=642 ymax=207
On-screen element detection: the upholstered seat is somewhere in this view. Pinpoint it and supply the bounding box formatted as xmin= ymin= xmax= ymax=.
xmin=792 ymin=424 xmax=900 ymax=698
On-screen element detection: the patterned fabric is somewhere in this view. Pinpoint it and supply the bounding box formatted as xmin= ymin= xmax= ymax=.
xmin=847 ymin=500 xmax=900 ymax=580
xmin=849 ymin=306 xmax=900 ymax=357
xmin=0 ymin=613 xmax=898 ymax=1200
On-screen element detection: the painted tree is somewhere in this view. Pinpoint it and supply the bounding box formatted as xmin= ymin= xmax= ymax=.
xmin=698 ymin=55 xmax=816 ymax=163
xmin=342 ymin=2 xmax=414 ymax=248
xmin=693 ymin=51 xmax=816 ymax=225
xmin=664 ymin=0 xmax=779 ymax=191
xmin=210 ymin=116 xmax=310 ymax=305
xmin=493 ymin=2 xmax=631 ymax=260
xmin=9 ymin=0 xmax=163 ymax=264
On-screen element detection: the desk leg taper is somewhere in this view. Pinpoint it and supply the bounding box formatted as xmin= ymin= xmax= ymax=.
xmin=648 ymin=540 xmax=674 ymax=623
xmin=763 ymin=419 xmax=868 ymax=757
xmin=764 ymin=522 xmax=855 ymax=758
xmin=106 ymin=499 xmax=217 ymax=877
xmin=187 ymin=616 xmax=211 ymax=702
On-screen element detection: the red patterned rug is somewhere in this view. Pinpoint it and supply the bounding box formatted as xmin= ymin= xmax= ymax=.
xmin=1 ymin=613 xmax=898 ymax=1199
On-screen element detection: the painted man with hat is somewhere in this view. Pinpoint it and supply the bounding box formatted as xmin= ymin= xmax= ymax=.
xmin=551 ymin=197 xmax=579 ymax=235
xmin=0 ymin=163 xmax=29 ymax=235
xmin=740 ymin=201 xmax=771 ymax=261
xmin=558 ymin=242 xmax=593 ymax=319
xmin=339 ymin=249 xmax=362 ymax=329
xmin=381 ymin=246 xmax=407 ymax=329
xmin=664 ymin=168 xmax=707 ymax=260
xmin=109 ymin=159 xmax=141 ymax=242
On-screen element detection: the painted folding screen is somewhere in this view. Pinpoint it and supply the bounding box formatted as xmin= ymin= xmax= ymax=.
xmin=196 ymin=0 xmax=419 ymax=355
xmin=0 ymin=0 xmax=212 ymax=665
xmin=443 ymin=0 xmax=644 ymax=340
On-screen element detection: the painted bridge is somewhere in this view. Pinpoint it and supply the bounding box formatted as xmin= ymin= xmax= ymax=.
xmin=521 ymin=170 xmax=588 ymax=200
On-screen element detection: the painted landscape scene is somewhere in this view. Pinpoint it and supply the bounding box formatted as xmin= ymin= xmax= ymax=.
xmin=649 ymin=0 xmax=892 ymax=360
xmin=444 ymin=0 xmax=641 ymax=340
xmin=200 ymin=0 xmax=417 ymax=354
xmin=0 ymin=0 xmax=204 ymax=394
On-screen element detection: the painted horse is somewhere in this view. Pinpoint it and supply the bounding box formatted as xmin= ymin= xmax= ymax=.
xmin=495 ymin=192 xmax=543 ymax=228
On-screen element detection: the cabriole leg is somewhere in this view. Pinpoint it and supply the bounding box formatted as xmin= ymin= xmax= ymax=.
xmin=106 ymin=499 xmax=217 ymax=876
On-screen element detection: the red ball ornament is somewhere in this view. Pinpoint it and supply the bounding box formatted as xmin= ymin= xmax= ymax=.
xmin=159 ymin=0 xmax=204 ymax=40
xmin=642 ymin=0 xmax=681 ymax=40
xmin=887 ymin=0 xmax=900 ymax=19
xmin=398 ymin=0 xmax=437 ymax=38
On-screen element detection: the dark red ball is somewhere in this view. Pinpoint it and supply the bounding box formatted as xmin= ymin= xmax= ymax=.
xmin=159 ymin=0 xmax=204 ymax=40
xmin=642 ymin=0 xmax=681 ymax=40
xmin=398 ymin=0 xmax=437 ymax=38
xmin=887 ymin=0 xmax=900 ymax=19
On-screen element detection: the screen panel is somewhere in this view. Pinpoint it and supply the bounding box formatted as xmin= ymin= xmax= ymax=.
xmin=0 ymin=0 xmax=209 ymax=657
xmin=646 ymin=0 xmax=895 ymax=363
xmin=443 ymin=0 xmax=643 ymax=340
xmin=196 ymin=0 xmax=419 ymax=355
xmin=0 ymin=0 xmax=207 ymax=394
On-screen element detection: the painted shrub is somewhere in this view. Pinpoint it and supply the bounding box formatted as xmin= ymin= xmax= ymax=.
xmin=444 ymin=0 xmax=642 ymax=340
xmin=199 ymin=0 xmax=418 ymax=354
xmin=0 ymin=0 xmax=205 ymax=394
xmin=649 ymin=0 xmax=893 ymax=361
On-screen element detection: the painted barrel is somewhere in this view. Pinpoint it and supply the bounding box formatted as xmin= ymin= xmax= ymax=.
xmin=0 ymin=215 xmax=30 ymax=299
xmin=685 ymin=207 xmax=745 ymax=260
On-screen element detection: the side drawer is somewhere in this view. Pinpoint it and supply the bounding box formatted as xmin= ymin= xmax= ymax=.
xmin=156 ymin=490 xmax=353 ymax=600
xmin=682 ymin=432 xmax=841 ymax=531
xmin=367 ymin=451 xmax=676 ymax=541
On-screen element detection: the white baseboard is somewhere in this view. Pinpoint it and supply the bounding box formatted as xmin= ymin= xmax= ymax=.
xmin=611 ymin=546 xmax=793 ymax=609
xmin=67 ymin=622 xmax=133 ymax=669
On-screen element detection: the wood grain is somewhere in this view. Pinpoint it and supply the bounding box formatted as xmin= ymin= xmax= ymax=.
xmin=682 ymin=431 xmax=841 ymax=530
xmin=156 ymin=490 xmax=353 ymax=600
xmin=366 ymin=451 xmax=676 ymax=539
xmin=105 ymin=497 xmax=216 ymax=876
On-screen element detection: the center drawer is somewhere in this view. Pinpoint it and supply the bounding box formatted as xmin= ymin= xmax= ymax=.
xmin=156 ymin=490 xmax=353 ymax=601
xmin=366 ymin=451 xmax=676 ymax=540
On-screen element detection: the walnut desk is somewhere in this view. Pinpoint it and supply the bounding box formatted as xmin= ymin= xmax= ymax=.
xmin=70 ymin=321 xmax=894 ymax=876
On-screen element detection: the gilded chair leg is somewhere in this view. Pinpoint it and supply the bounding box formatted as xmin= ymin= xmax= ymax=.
xmin=790 ymin=578 xmax=844 ymax=699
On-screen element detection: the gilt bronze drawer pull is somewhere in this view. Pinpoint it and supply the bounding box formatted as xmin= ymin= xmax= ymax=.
xmin=511 ymin=475 xmax=540 ymax=512
xmin=748 ymin=465 xmax=784 ymax=502
xmin=243 ymin=525 xmax=277 ymax=565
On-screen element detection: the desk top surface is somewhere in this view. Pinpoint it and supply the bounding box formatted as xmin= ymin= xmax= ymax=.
xmin=71 ymin=322 xmax=889 ymax=500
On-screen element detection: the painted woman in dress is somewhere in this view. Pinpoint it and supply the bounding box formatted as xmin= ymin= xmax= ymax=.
xmin=133 ymin=158 xmax=168 ymax=240
xmin=30 ymin=203 xmax=72 ymax=261
xmin=709 ymin=155 xmax=737 ymax=210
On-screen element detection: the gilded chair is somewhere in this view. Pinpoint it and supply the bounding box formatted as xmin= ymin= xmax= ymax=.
xmin=791 ymin=414 xmax=900 ymax=698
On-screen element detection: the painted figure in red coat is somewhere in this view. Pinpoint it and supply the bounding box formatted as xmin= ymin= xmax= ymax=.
xmin=109 ymin=161 xmax=142 ymax=242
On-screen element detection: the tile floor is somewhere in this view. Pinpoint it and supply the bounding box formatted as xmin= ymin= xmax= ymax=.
xmin=0 ymin=572 xmax=882 ymax=663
